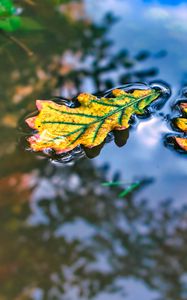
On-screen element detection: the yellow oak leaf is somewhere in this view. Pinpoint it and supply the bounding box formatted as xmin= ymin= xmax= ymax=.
xmin=25 ymin=88 xmax=160 ymax=154
xmin=174 ymin=102 xmax=187 ymax=151
xmin=174 ymin=103 xmax=187 ymax=132
xmin=175 ymin=137 xmax=187 ymax=151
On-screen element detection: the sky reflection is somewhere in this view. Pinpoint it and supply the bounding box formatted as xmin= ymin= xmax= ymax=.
xmin=84 ymin=0 xmax=187 ymax=208
xmin=86 ymin=0 xmax=187 ymax=87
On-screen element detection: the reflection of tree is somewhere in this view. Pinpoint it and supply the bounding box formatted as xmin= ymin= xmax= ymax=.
xmin=92 ymin=196 xmax=187 ymax=300
xmin=0 ymin=160 xmax=187 ymax=300
xmin=0 ymin=160 xmax=120 ymax=299
xmin=57 ymin=14 xmax=159 ymax=93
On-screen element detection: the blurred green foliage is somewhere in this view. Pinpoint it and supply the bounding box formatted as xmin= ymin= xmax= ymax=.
xmin=0 ymin=0 xmax=41 ymax=31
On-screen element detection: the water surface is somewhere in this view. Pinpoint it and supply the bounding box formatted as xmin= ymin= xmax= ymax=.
xmin=0 ymin=1 xmax=187 ymax=300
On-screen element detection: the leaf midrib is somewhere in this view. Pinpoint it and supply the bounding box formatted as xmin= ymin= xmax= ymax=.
xmin=41 ymin=92 xmax=158 ymax=142
xmin=42 ymin=93 xmax=156 ymax=127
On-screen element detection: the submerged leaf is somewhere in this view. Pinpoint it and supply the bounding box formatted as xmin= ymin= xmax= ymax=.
xmin=102 ymin=178 xmax=152 ymax=198
xmin=173 ymin=103 xmax=187 ymax=151
xmin=25 ymin=88 xmax=160 ymax=154
xmin=118 ymin=181 xmax=142 ymax=198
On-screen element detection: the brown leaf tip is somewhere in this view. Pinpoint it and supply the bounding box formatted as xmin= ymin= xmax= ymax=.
xmin=180 ymin=102 xmax=187 ymax=111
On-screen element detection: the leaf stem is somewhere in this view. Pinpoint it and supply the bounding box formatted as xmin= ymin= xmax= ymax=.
xmin=0 ymin=30 xmax=34 ymax=57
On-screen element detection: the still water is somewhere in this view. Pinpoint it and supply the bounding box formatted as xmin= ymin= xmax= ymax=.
xmin=0 ymin=0 xmax=187 ymax=299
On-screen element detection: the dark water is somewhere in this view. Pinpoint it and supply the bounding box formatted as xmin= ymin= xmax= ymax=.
xmin=0 ymin=1 xmax=187 ymax=299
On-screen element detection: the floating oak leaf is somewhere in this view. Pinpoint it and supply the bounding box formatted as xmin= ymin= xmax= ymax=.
xmin=173 ymin=103 xmax=187 ymax=151
xmin=25 ymin=87 xmax=161 ymax=155
xmin=174 ymin=103 xmax=187 ymax=132
xmin=174 ymin=137 xmax=187 ymax=151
